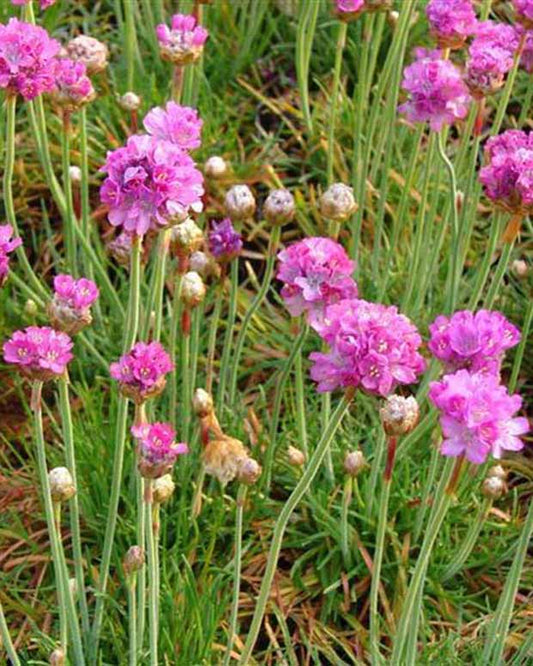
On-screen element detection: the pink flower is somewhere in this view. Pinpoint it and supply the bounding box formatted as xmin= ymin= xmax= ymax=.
xmin=11 ymin=0 xmax=56 ymax=8
xmin=132 ymin=422 xmax=188 ymax=478
xmin=426 ymin=0 xmax=478 ymax=48
xmin=399 ymin=49 xmax=471 ymax=131
xmin=52 ymin=58 xmax=95 ymax=110
xmin=49 ymin=274 xmax=99 ymax=334
xmin=520 ymin=29 xmax=533 ymax=72
xmin=0 ymin=18 xmax=60 ymax=100
xmin=276 ymin=237 xmax=357 ymax=324
xmin=309 ymin=299 xmax=426 ymax=396
xmin=3 ymin=326 xmax=73 ymax=380
xmin=100 ymin=134 xmax=204 ymax=236
xmin=428 ymin=309 xmax=520 ymax=375
xmin=0 ymin=224 xmax=22 ymax=287
xmin=110 ymin=342 xmax=173 ymax=403
xmin=429 ymin=370 xmax=529 ymax=464
xmin=208 ymin=218 xmax=242 ymax=262
xmin=479 ymin=130 xmax=533 ymax=213
xmin=143 ymin=102 xmax=202 ymax=151
xmin=514 ymin=0 xmax=533 ymax=26
xmin=156 ymin=14 xmax=208 ymax=65
xmin=336 ymin=0 xmax=365 ymax=13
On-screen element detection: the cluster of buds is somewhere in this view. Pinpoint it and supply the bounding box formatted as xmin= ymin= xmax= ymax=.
xmin=482 ymin=464 xmax=508 ymax=500
xmin=49 ymin=467 xmax=76 ymax=503
xmin=319 ymin=182 xmax=357 ymax=222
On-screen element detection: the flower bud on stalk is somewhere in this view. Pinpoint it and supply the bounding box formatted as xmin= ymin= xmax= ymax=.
xmin=180 ymin=271 xmax=206 ymax=335
xmin=287 ymin=445 xmax=306 ymax=467
xmin=380 ymin=395 xmax=419 ymax=481
xmin=123 ymin=545 xmax=145 ymax=576
xmin=153 ymin=474 xmax=176 ymax=504
xmin=319 ymin=182 xmax=357 ymax=222
xmin=66 ymin=35 xmax=109 ymax=74
xmin=25 ymin=299 xmax=38 ymax=316
xmin=193 ymin=388 xmax=214 ymax=418
xmin=263 ymin=189 xmax=295 ymax=226
xmin=512 ymin=259 xmax=528 ymax=278
xmin=482 ymin=475 xmax=507 ymax=500
xmin=189 ymin=250 xmax=221 ymax=280
xmin=205 ymin=155 xmax=228 ymax=180
xmin=237 ymin=457 xmax=262 ymax=485
xmin=50 ymin=648 xmax=66 ymax=666
xmin=225 ymin=185 xmax=256 ymax=221
xmin=119 ymin=91 xmax=142 ymax=132
xmin=344 ymin=450 xmax=366 ymax=477
xmin=49 ymin=467 xmax=76 ymax=503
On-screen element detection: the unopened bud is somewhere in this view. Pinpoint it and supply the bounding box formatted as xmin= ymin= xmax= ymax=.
xmin=205 ymin=155 xmax=228 ymax=180
xmin=263 ymin=188 xmax=295 ymax=226
xmin=50 ymin=648 xmax=66 ymax=666
xmin=225 ymin=185 xmax=256 ymax=221
xmin=488 ymin=464 xmax=507 ymax=480
xmin=344 ymin=450 xmax=365 ymax=477
xmin=123 ymin=545 xmax=145 ymax=575
xmin=49 ymin=467 xmax=76 ymax=503
xmin=25 ymin=299 xmax=38 ymax=316
xmin=512 ymin=259 xmax=528 ymax=278
xmin=69 ymin=166 xmax=82 ymax=184
xmin=66 ymin=35 xmax=109 ymax=75
xmin=287 ymin=445 xmax=306 ymax=467
xmin=193 ymin=388 xmax=214 ymax=418
xmin=388 ymin=10 xmax=399 ymax=27
xmin=482 ymin=475 xmax=507 ymax=500
xmin=189 ymin=250 xmax=221 ymax=280
xmin=237 ymin=457 xmax=262 ymax=485
xmin=319 ymin=183 xmax=356 ymax=222
xmin=181 ymin=271 xmax=206 ymax=308
xmin=153 ymin=474 xmax=176 ymax=504
xmin=119 ymin=91 xmax=141 ymax=111
xmin=380 ymin=395 xmax=419 ymax=436
xmin=171 ymin=218 xmax=204 ymax=255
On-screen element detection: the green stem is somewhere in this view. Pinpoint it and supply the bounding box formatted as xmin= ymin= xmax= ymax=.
xmin=467 ymin=213 xmax=502 ymax=309
xmin=229 ymin=225 xmax=281 ymax=405
xmin=136 ymin=475 xmax=146 ymax=656
xmin=340 ymin=476 xmax=353 ymax=568
xmin=223 ymin=485 xmax=247 ymax=666
xmin=169 ymin=273 xmax=183 ymax=428
xmin=127 ymin=576 xmax=138 ymax=666
xmin=142 ymin=230 xmax=170 ymax=341
xmin=327 ymin=22 xmax=348 ymax=185
xmin=217 ymin=260 xmax=239 ymax=412
xmin=123 ymin=0 xmax=136 ymax=90
xmin=238 ymin=393 xmax=353 ymax=664
xmin=0 ymin=601 xmax=20 ymax=666
xmin=181 ymin=319 xmax=191 ymax=441
xmin=413 ymin=441 xmax=441 ymax=544
xmin=206 ymin=285 xmax=223 ymax=394
xmin=442 ymin=499 xmax=491 ymax=581
xmin=509 ymin=300 xmax=533 ymax=393
xmin=61 ymin=116 xmax=77 ymax=274
xmin=295 ymin=0 xmax=319 ymax=133
xmin=294 ymin=336 xmax=308 ymax=458
xmin=484 ymin=238 xmax=515 ymax=309
xmin=79 ymin=108 xmax=95 ymax=281
xmin=492 ymin=32 xmax=527 ymax=137
xmin=146 ymin=482 xmax=158 ymax=666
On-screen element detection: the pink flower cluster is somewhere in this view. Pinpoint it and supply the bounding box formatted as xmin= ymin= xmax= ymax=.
xmin=426 ymin=0 xmax=477 ymax=48
xmin=143 ymin=102 xmax=202 ymax=151
xmin=0 ymin=224 xmax=22 ymax=287
xmin=309 ymin=299 xmax=426 ymax=396
xmin=429 ymin=309 xmax=520 ymax=375
xmin=336 ymin=0 xmax=364 ymax=14
xmin=399 ymin=49 xmax=471 ymax=131
xmin=156 ymin=14 xmax=208 ymax=65
xmin=110 ymin=341 xmax=173 ymax=403
xmin=276 ymin=237 xmax=357 ymax=324
xmin=479 ymin=130 xmax=533 ymax=213
xmin=100 ymin=134 xmax=204 ymax=236
xmin=208 ymin=218 xmax=242 ymax=262
xmin=3 ymin=326 xmax=73 ymax=380
xmin=0 ymin=18 xmax=60 ymax=100
xmin=132 ymin=422 xmax=188 ymax=478
xmin=48 ymin=274 xmax=99 ymax=334
xmin=514 ymin=0 xmax=533 ymax=25
xmin=429 ymin=370 xmax=528 ymax=464
xmin=52 ymin=58 xmax=95 ymax=110
xmin=11 ymin=0 xmax=56 ymax=9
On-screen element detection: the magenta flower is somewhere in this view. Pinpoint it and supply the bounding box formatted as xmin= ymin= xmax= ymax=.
xmin=143 ymin=102 xmax=202 ymax=151
xmin=276 ymin=237 xmax=357 ymax=324
xmin=429 ymin=370 xmax=529 ymax=464
xmin=479 ymin=130 xmax=533 ymax=214
xmin=399 ymin=48 xmax=471 ymax=131
xmin=156 ymin=14 xmax=208 ymax=65
xmin=52 ymin=58 xmax=95 ymax=110
xmin=309 ymin=299 xmax=426 ymax=396
xmin=426 ymin=0 xmax=478 ymax=48
xmin=132 ymin=422 xmax=188 ymax=478
xmin=100 ymin=134 xmax=204 ymax=236
xmin=208 ymin=218 xmax=242 ymax=263
xmin=520 ymin=29 xmax=533 ymax=72
xmin=49 ymin=274 xmax=99 ymax=334
xmin=429 ymin=310 xmax=520 ymax=375
xmin=3 ymin=326 xmax=73 ymax=380
xmin=335 ymin=0 xmax=365 ymax=14
xmin=513 ymin=0 xmax=533 ymax=26
xmin=11 ymin=0 xmax=56 ymax=8
xmin=0 ymin=18 xmax=60 ymax=100
xmin=110 ymin=341 xmax=173 ymax=403
xmin=0 ymin=224 xmax=22 ymax=287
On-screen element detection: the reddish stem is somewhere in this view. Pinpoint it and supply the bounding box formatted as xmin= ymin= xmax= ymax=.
xmin=130 ymin=109 xmax=138 ymax=134
xmin=445 ymin=455 xmax=465 ymax=495
xmin=181 ymin=308 xmax=191 ymax=336
xmin=383 ymin=436 xmax=397 ymax=482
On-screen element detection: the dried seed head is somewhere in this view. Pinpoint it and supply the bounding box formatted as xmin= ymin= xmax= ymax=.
xmin=66 ymin=35 xmax=109 ymax=75
xmin=189 ymin=250 xmax=221 ymax=280
xmin=171 ymin=218 xmax=204 ymax=254
xmin=153 ymin=474 xmax=176 ymax=504
xmin=344 ymin=450 xmax=366 ymax=477
xmin=193 ymin=388 xmax=214 ymax=418
xmin=69 ymin=166 xmax=82 ymax=184
xmin=49 ymin=467 xmax=76 ymax=503
xmin=487 ymin=464 xmax=507 ymax=480
xmin=482 ymin=475 xmax=507 ymax=500
xmin=203 ymin=437 xmax=249 ymax=485
xmin=25 ymin=299 xmax=38 ymax=316
xmin=205 ymin=155 xmax=228 ymax=180
xmin=319 ymin=183 xmax=356 ymax=222
xmin=237 ymin=457 xmax=262 ymax=485
xmin=50 ymin=648 xmax=66 ymax=666
xmin=512 ymin=259 xmax=528 ymax=278
xmin=263 ymin=188 xmax=296 ymax=226
xmin=123 ymin=545 xmax=145 ymax=575
xmin=287 ymin=445 xmax=306 ymax=467
xmin=181 ymin=271 xmax=206 ymax=308
xmin=380 ymin=395 xmax=419 ymax=436
xmin=225 ymin=185 xmax=256 ymax=220
xmin=119 ymin=91 xmax=142 ymax=111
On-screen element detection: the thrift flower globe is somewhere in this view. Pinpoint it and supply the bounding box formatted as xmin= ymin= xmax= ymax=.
xmin=119 ymin=92 xmax=142 ymax=112
xmin=399 ymin=49 xmax=471 ymax=131
xmin=263 ymin=189 xmax=295 ymax=226
xmin=225 ymin=185 xmax=256 ymax=220
xmin=0 ymin=225 xmax=22 ymax=287
xmin=52 ymin=58 xmax=95 ymax=111
xmin=429 ymin=370 xmax=529 ymax=464
xmin=143 ymin=102 xmax=202 ymax=150
xmin=276 ymin=237 xmax=357 ymax=324
xmin=426 ymin=0 xmax=478 ymax=49
xmin=428 ymin=309 xmax=520 ymax=375
xmin=208 ymin=218 xmax=243 ymax=262
xmin=203 ymin=436 xmax=249 ymax=485
xmin=132 ymin=422 xmax=188 ymax=478
xmin=66 ymin=35 xmax=109 ymax=75
xmin=309 ymin=299 xmax=426 ymax=396
xmin=335 ymin=0 xmax=365 ymax=20
xmin=156 ymin=14 xmax=209 ymax=65
xmin=110 ymin=341 xmax=173 ymax=404
xmin=320 ymin=183 xmax=356 ymax=222
xmin=0 ymin=19 xmax=60 ymax=100
xmin=3 ymin=326 xmax=73 ymax=380
xmin=48 ymin=274 xmax=99 ymax=335
xmin=49 ymin=467 xmax=76 ymax=503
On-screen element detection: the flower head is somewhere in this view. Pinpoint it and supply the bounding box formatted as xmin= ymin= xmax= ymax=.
xmin=0 ymin=224 xmax=22 ymax=287
xmin=48 ymin=274 xmax=99 ymax=334
xmin=276 ymin=237 xmax=357 ymax=324
xmin=514 ymin=0 xmax=533 ymax=27
xmin=100 ymin=134 xmax=204 ymax=236
xmin=429 ymin=370 xmax=529 ymax=464
xmin=11 ymin=0 xmax=56 ymax=10
xmin=320 ymin=183 xmax=357 ymax=222
xmin=309 ymin=299 xmax=426 ymax=396
xmin=208 ymin=218 xmax=242 ymax=262
xmin=3 ymin=326 xmax=73 ymax=380
xmin=263 ymin=189 xmax=295 ymax=226
xmin=426 ymin=0 xmax=478 ymax=48
xmin=52 ymin=58 xmax=95 ymax=110
xmin=202 ymin=436 xmax=249 ymax=485
xmin=0 ymin=18 xmax=60 ymax=100
xmin=110 ymin=341 xmax=173 ymax=403
xmin=156 ymin=14 xmax=208 ymax=65
xmin=428 ymin=309 xmax=520 ymax=375
xmin=143 ymin=102 xmax=202 ymax=150
xmin=66 ymin=35 xmax=108 ymax=75
xmin=225 ymin=185 xmax=256 ymax=220
xmin=399 ymin=48 xmax=471 ymax=131
xmin=334 ymin=0 xmax=365 ymax=19
xmin=132 ymin=422 xmax=188 ymax=478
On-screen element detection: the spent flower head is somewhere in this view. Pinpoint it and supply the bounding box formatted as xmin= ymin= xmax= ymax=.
xmin=66 ymin=35 xmax=108 ymax=74
xmin=110 ymin=341 xmax=173 ymax=404
xmin=3 ymin=326 xmax=73 ymax=380
xmin=156 ymin=14 xmax=208 ymax=65
xmin=143 ymin=102 xmax=202 ymax=150
xmin=203 ymin=437 xmax=249 ymax=485
xmin=0 ymin=224 xmax=22 ymax=287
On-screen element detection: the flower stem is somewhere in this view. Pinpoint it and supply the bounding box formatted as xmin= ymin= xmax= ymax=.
xmin=181 ymin=315 xmax=192 ymax=441
xmin=123 ymin=0 xmax=137 ymax=91
xmin=145 ymin=481 xmax=158 ymax=666
xmin=327 ymin=22 xmax=347 ymax=184
xmin=169 ymin=272 xmax=184 ymax=429
xmin=205 ymin=284 xmax=223 ymax=394
xmin=136 ymin=475 xmax=146 ymax=655
xmin=127 ymin=574 xmax=138 ymax=666
xmin=79 ymin=107 xmax=96 ymax=282
xmin=295 ymin=0 xmax=319 ymax=134
xmin=0 ymin=601 xmax=20 ymax=666
xmin=238 ymin=392 xmax=354 ymax=663
xmin=509 ymin=299 xmax=533 ymax=393
xmin=217 ymin=259 xmax=239 ymax=412
xmin=483 ymin=237 xmax=515 ymax=309
xmin=340 ymin=476 xmax=353 ymax=567
xmin=442 ymin=498 xmax=491 ymax=581
xmin=61 ymin=113 xmax=77 ymax=274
